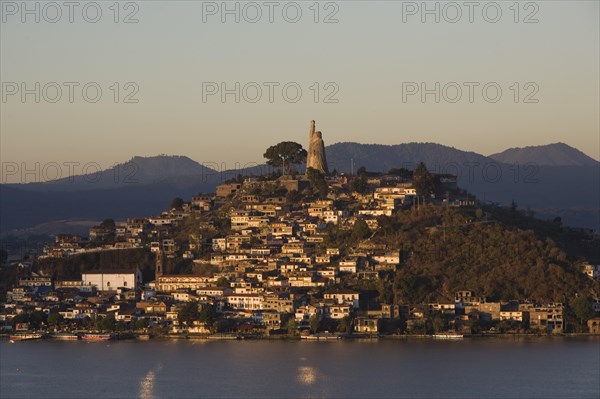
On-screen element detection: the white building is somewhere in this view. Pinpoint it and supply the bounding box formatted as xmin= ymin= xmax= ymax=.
xmin=372 ymin=252 xmax=400 ymax=265
xmin=324 ymin=289 xmax=360 ymax=309
xmin=223 ymin=293 xmax=264 ymax=310
xmin=82 ymin=269 xmax=142 ymax=292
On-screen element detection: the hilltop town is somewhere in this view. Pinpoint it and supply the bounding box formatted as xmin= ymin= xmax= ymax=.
xmin=2 ymin=122 xmax=600 ymax=340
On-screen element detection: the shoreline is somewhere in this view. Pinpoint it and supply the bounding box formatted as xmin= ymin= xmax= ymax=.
xmin=3 ymin=332 xmax=599 ymax=343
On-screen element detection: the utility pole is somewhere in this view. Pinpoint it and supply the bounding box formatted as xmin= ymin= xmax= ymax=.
xmin=281 ymin=155 xmax=287 ymax=175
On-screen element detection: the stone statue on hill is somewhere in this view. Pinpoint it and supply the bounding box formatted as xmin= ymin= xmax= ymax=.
xmin=306 ymin=120 xmax=329 ymax=174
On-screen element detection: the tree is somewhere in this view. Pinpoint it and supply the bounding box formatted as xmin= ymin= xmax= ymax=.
xmin=135 ymin=318 xmax=150 ymax=331
xmin=466 ymin=318 xmax=481 ymax=334
xmin=571 ymin=296 xmax=594 ymax=329
xmin=432 ymin=314 xmax=448 ymax=333
xmin=286 ymin=190 xmax=303 ymax=205
xmin=309 ymin=315 xmax=320 ymax=333
xmin=97 ymin=313 xmax=116 ymax=332
xmin=350 ymin=166 xmax=369 ymax=194
xmin=48 ymin=313 xmax=63 ymax=327
xmin=100 ymin=219 xmax=116 ymax=229
xmin=28 ymin=310 xmax=47 ymax=329
xmin=170 ymin=197 xmax=184 ymax=210
xmin=178 ymin=302 xmax=200 ymax=326
xmin=263 ymin=141 xmax=307 ymax=174
xmin=287 ymin=318 xmax=298 ymax=336
xmin=350 ymin=176 xmax=369 ymax=194
xmin=413 ymin=162 xmax=434 ymax=197
xmin=198 ymin=306 xmax=217 ymax=326
xmin=553 ymin=216 xmax=562 ymax=227
xmin=351 ymin=219 xmax=371 ymax=242
xmin=388 ymin=167 xmax=412 ymax=179
xmin=11 ymin=313 xmax=29 ymax=330
xmin=337 ymin=316 xmax=352 ymax=334
xmin=215 ymin=277 xmax=229 ymax=288
xmin=306 ymin=168 xmax=328 ymax=198
xmin=82 ymin=316 xmax=94 ymax=329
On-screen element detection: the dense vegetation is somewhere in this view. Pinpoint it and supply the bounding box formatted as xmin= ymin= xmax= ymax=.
xmin=361 ymin=205 xmax=599 ymax=304
xmin=36 ymin=248 xmax=154 ymax=281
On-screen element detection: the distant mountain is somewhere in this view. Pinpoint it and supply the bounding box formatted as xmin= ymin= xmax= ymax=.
xmin=325 ymin=142 xmax=492 ymax=173
xmin=0 ymin=155 xmax=257 ymax=234
xmin=1 ymin=144 xmax=599 ymax=236
xmin=489 ymin=143 xmax=599 ymax=166
xmin=325 ymin=142 xmax=599 ymax=230
xmin=10 ymin=155 xmax=216 ymax=192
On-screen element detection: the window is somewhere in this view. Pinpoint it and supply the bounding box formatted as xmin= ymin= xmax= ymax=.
xmin=107 ymin=282 xmax=110 ymax=287
xmin=124 ymin=281 xmax=127 ymax=287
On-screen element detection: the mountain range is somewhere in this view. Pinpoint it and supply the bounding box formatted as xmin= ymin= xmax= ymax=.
xmin=489 ymin=143 xmax=598 ymax=166
xmin=1 ymin=143 xmax=598 ymax=235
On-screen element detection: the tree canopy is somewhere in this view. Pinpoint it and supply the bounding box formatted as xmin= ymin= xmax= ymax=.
xmin=100 ymin=219 xmax=116 ymax=229
xmin=413 ymin=162 xmax=434 ymax=197
xmin=350 ymin=166 xmax=369 ymax=194
xmin=170 ymin=197 xmax=184 ymax=210
xmin=571 ymin=296 xmax=594 ymax=327
xmin=263 ymin=142 xmax=307 ymax=174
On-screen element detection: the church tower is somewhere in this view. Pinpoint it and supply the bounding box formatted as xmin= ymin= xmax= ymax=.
xmin=155 ymin=249 xmax=166 ymax=280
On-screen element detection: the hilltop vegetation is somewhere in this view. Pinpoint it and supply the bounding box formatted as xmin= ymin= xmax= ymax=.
xmin=373 ymin=205 xmax=599 ymax=304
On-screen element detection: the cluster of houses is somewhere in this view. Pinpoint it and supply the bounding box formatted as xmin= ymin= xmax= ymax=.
xmin=3 ymin=173 xmax=600 ymax=336
xmin=5 ymin=268 xmax=597 ymax=335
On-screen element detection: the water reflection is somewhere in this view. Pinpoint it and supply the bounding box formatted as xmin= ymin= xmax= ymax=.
xmin=297 ymin=366 xmax=316 ymax=385
xmin=1 ymin=339 xmax=597 ymax=399
xmin=139 ymin=363 xmax=162 ymax=399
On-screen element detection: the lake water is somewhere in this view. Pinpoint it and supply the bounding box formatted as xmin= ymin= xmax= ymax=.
xmin=1 ymin=337 xmax=599 ymax=399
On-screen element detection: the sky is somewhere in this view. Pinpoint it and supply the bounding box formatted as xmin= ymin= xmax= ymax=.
xmin=1 ymin=0 xmax=599 ymax=182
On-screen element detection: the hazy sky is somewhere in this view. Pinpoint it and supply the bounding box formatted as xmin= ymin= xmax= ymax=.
xmin=1 ymin=1 xmax=598 ymax=182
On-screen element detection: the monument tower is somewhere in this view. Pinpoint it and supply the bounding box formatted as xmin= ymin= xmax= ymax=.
xmin=306 ymin=120 xmax=329 ymax=174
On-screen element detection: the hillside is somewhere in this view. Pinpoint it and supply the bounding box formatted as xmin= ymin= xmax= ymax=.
xmin=378 ymin=206 xmax=599 ymax=303
xmin=489 ymin=143 xmax=599 ymax=166
xmin=21 ymin=197 xmax=600 ymax=305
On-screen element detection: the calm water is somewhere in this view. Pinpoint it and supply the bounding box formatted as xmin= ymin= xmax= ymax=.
xmin=1 ymin=337 xmax=599 ymax=399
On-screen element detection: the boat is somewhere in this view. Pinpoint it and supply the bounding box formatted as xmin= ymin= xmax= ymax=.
xmin=137 ymin=334 xmax=151 ymax=340
xmin=9 ymin=333 xmax=44 ymax=341
xmin=208 ymin=333 xmax=241 ymax=340
xmin=82 ymin=333 xmax=114 ymax=342
xmin=50 ymin=332 xmax=80 ymax=341
xmin=433 ymin=333 xmax=464 ymax=340
xmin=302 ymin=333 xmax=342 ymax=341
